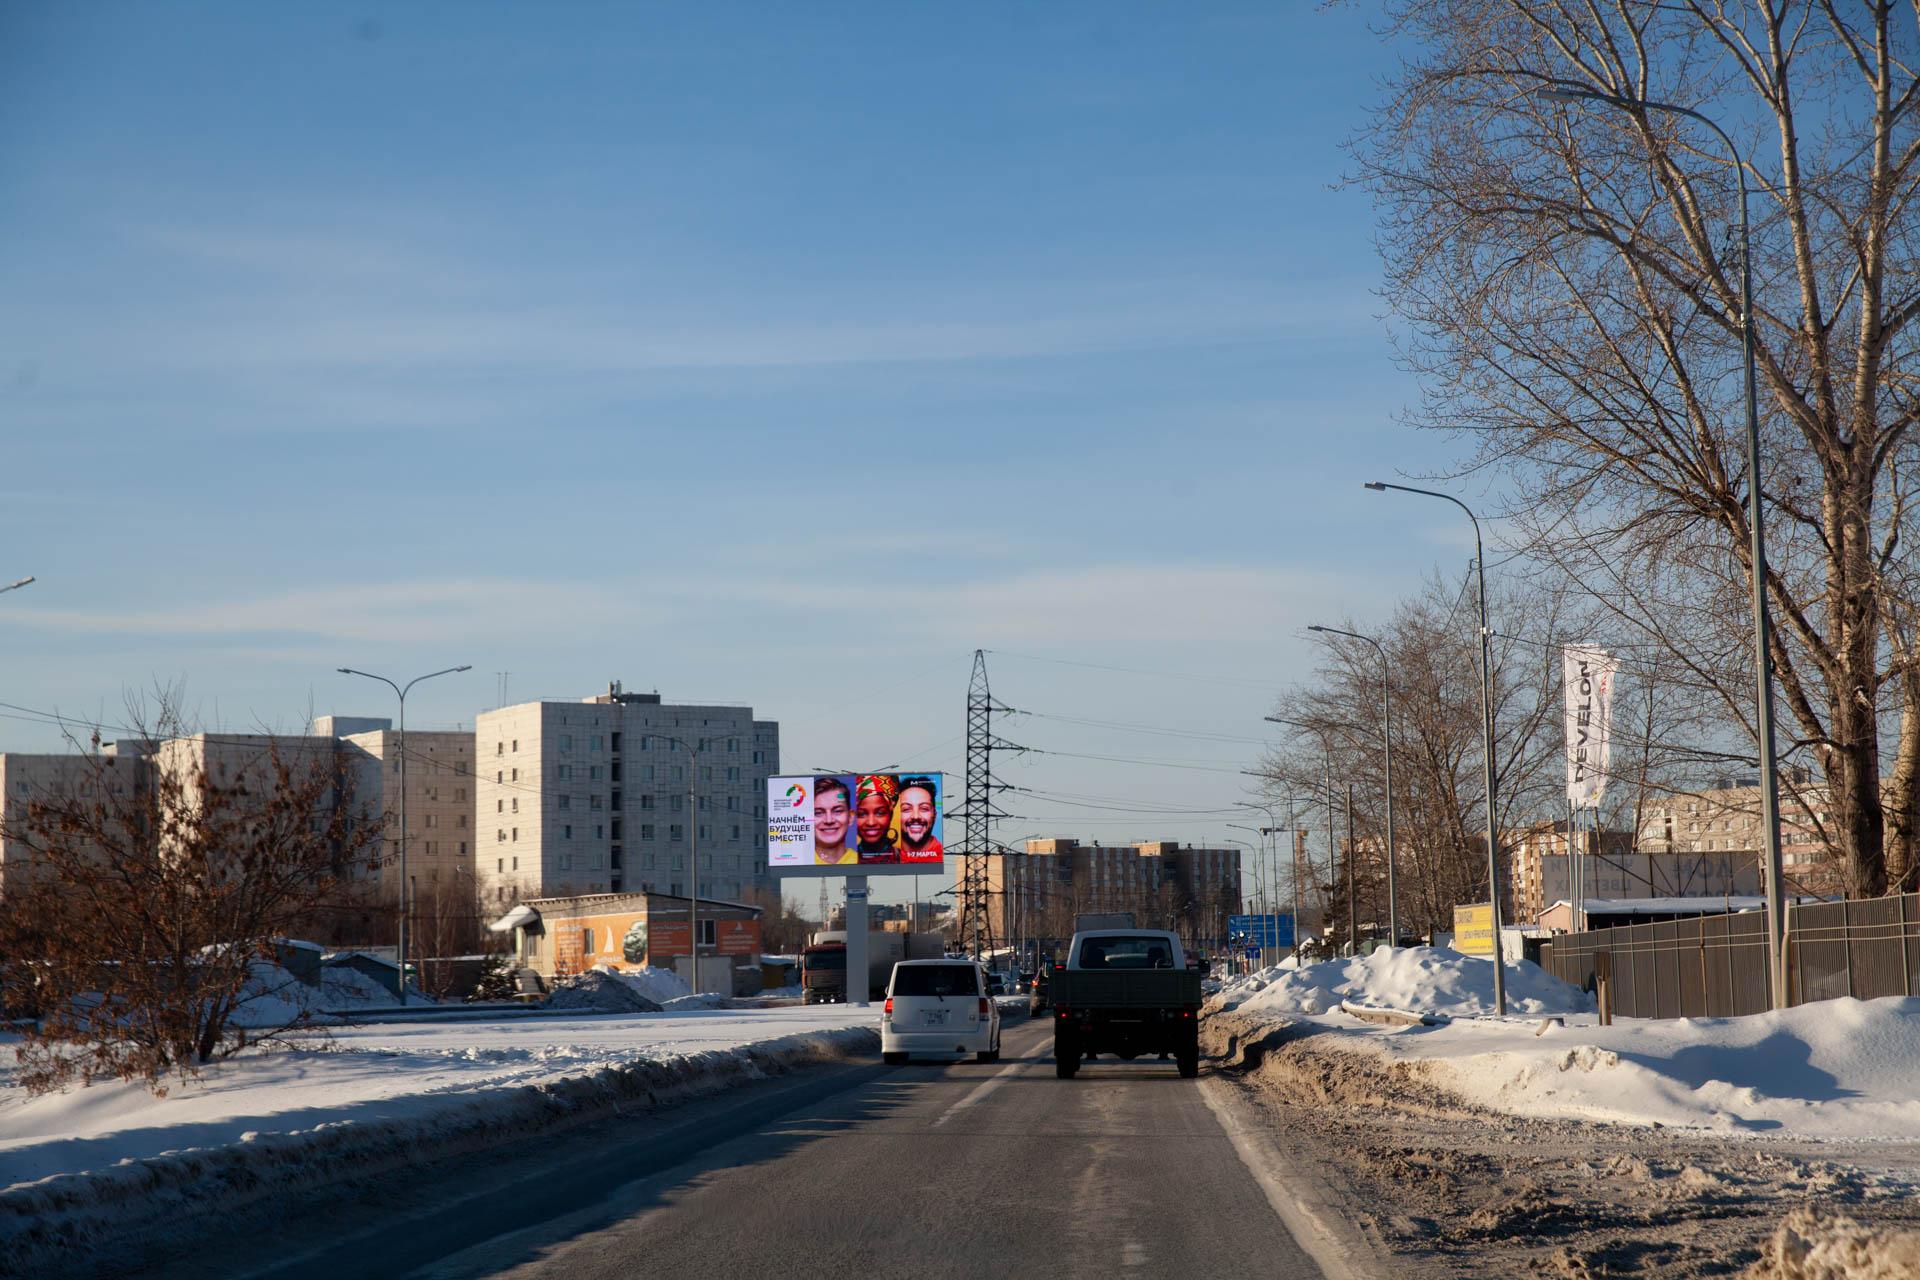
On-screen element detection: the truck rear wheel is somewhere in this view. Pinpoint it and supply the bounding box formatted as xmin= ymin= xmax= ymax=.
xmin=1177 ymin=1049 xmax=1199 ymax=1078
xmin=883 ymin=1052 xmax=907 ymax=1066
xmin=1054 ymin=1033 xmax=1078 ymax=1078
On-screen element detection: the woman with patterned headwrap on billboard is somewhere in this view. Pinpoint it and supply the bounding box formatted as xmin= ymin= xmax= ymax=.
xmin=854 ymin=774 xmax=901 ymax=862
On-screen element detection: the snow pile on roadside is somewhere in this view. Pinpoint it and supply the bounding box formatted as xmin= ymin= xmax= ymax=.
xmin=1744 ymin=1209 xmax=1920 ymax=1278
xmin=545 ymin=970 xmax=662 ymax=1013
xmin=0 ymin=1005 xmax=880 ymax=1270
xmin=594 ymin=964 xmax=692 ymax=1005
xmin=1394 ymin=995 xmax=1920 ymax=1139
xmin=1210 ymin=946 xmax=1591 ymax=1019
xmin=228 ymin=957 xmax=403 ymax=1028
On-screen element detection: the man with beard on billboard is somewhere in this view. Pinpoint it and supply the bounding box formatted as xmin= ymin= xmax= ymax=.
xmin=854 ymin=773 xmax=901 ymax=862
xmin=812 ymin=775 xmax=856 ymax=865
xmin=896 ymin=775 xmax=943 ymax=862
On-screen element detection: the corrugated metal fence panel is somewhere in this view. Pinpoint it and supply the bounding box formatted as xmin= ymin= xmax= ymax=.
xmin=1728 ymin=913 xmax=1770 ymax=1016
xmin=1701 ymin=914 xmax=1733 ymax=1017
xmin=1905 ymin=895 xmax=1920 ymax=998
xmin=1796 ymin=901 xmax=1850 ymax=1005
xmin=1650 ymin=920 xmax=1680 ymax=1019
xmin=1628 ymin=923 xmax=1658 ymax=1019
xmin=1847 ymin=896 xmax=1906 ymax=1001
xmin=1675 ymin=916 xmax=1708 ymax=1019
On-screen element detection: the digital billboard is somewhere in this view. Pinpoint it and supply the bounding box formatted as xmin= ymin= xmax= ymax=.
xmin=767 ymin=773 xmax=944 ymax=877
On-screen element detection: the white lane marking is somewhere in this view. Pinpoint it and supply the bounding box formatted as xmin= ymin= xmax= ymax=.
xmin=931 ymin=1059 xmax=1025 ymax=1127
xmin=1121 ymin=1241 xmax=1147 ymax=1267
xmin=1198 ymin=1076 xmax=1377 ymax=1280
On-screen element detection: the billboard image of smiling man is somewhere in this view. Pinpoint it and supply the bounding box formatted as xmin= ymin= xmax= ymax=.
xmin=812 ymin=776 xmax=856 ymax=864
xmin=895 ymin=776 xmax=943 ymax=862
xmin=854 ymin=774 xmax=901 ymax=862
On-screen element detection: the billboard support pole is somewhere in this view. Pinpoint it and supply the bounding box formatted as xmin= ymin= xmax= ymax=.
xmin=846 ymin=875 xmax=870 ymax=1007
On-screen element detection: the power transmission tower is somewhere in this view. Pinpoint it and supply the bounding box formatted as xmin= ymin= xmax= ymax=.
xmin=950 ymin=650 xmax=1025 ymax=960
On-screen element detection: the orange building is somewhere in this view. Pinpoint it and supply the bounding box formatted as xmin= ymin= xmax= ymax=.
xmin=491 ymin=890 xmax=762 ymax=991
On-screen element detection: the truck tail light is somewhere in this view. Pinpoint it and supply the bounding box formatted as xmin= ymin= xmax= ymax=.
xmin=883 ymin=998 xmax=893 ymax=1017
xmin=978 ymin=997 xmax=989 ymax=1017
xmin=1056 ymin=1006 xmax=1069 ymax=1019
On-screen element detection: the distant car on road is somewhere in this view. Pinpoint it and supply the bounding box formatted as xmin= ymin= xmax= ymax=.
xmin=882 ymin=960 xmax=1002 ymax=1065
xmin=985 ymin=971 xmax=1007 ymax=997
xmin=1029 ymin=965 xmax=1052 ymax=1016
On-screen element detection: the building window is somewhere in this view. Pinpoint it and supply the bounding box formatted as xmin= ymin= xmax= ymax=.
xmin=511 ymin=798 xmax=519 ymax=813
xmin=670 ymin=824 xmax=683 ymax=843
xmin=496 ymin=742 xmax=504 ymax=756
xmin=564 ymin=824 xmax=573 ymax=839
xmin=511 ymin=856 xmax=518 ymax=870
xmin=425 ymin=814 xmax=437 ymax=828
xmin=582 ymin=927 xmax=593 ymax=953
xmin=560 ymin=854 xmax=572 ymax=870
xmin=641 ymin=823 xmax=655 ymax=840
xmin=595 ymin=824 xmax=604 ymax=839
xmin=640 ymin=794 xmax=654 ymax=810
xmin=459 ymin=814 xmax=467 ymax=829
xmin=561 ymin=735 xmax=572 ymax=751
xmin=559 ymin=795 xmax=571 ymax=810
xmin=731 ymin=824 xmax=741 ymax=839
xmin=611 ymin=732 xmax=622 ymax=752
xmin=512 ymin=739 xmax=518 ymax=751
xmin=590 ymin=796 xmax=603 ymax=811
xmin=589 ymin=765 xmax=603 ymax=781
xmin=698 ymin=919 xmax=717 ymax=945
xmin=497 ymin=858 xmax=504 ymax=872
xmin=512 ymin=827 xmax=518 ymax=841
xmin=497 ymin=799 xmax=504 ymax=813
xmin=726 ymin=767 xmax=740 ymax=782
xmin=497 ymin=830 xmax=506 ymax=843
xmin=511 ymin=768 xmax=518 ymax=781
xmin=460 ymin=841 xmax=468 ymax=855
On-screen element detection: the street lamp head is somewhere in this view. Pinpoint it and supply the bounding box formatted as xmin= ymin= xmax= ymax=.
xmin=1363 ymin=481 xmax=1386 ymax=491
xmin=452 ymin=665 xmax=473 ymax=673
xmin=336 ymin=668 xmax=354 ymax=675
xmin=1307 ymin=625 xmax=1329 ymax=633
xmin=1536 ymin=86 xmax=1588 ymax=104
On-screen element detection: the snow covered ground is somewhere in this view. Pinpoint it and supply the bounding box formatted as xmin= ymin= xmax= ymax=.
xmin=1210 ymin=946 xmax=1920 ymax=1141
xmin=0 ymin=1003 xmax=877 ymax=1192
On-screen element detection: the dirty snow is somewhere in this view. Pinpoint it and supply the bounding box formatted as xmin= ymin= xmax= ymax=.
xmin=1210 ymin=945 xmax=1594 ymax=1018
xmin=0 ymin=1003 xmax=878 ymax=1192
xmin=544 ymin=970 xmax=663 ymax=1013
xmin=597 ymin=963 xmax=693 ymax=1005
xmin=1744 ymin=1210 xmax=1920 ymax=1279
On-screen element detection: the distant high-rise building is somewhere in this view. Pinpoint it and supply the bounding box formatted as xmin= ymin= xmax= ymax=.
xmin=473 ymin=683 xmax=778 ymax=908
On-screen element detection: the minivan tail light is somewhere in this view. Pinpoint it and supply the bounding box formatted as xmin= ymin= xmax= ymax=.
xmin=884 ymin=997 xmax=893 ymax=1017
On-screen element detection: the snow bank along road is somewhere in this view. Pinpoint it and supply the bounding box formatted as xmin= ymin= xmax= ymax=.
xmin=0 ymin=1006 xmax=884 ymax=1277
xmin=124 ymin=1017 xmax=1344 ymax=1280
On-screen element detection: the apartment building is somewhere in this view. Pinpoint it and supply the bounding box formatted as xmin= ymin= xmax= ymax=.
xmin=473 ymin=683 xmax=778 ymax=908
xmin=1637 ymin=779 xmax=1836 ymax=891
xmin=336 ymin=726 xmax=477 ymax=903
xmin=985 ymin=836 xmax=1242 ymax=948
xmin=0 ymin=748 xmax=146 ymax=893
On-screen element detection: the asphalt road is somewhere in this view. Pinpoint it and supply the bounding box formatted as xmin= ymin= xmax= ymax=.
xmin=397 ymin=1015 xmax=1328 ymax=1280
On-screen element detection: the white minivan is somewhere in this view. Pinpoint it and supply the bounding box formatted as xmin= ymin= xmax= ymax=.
xmin=881 ymin=959 xmax=1001 ymax=1064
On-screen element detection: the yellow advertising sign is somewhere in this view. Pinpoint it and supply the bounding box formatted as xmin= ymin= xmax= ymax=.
xmin=1453 ymin=903 xmax=1495 ymax=957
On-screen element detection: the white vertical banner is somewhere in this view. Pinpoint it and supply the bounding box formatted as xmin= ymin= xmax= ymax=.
xmin=1564 ymin=645 xmax=1619 ymax=808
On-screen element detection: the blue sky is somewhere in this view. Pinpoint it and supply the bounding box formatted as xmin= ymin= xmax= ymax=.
xmin=0 ymin=3 xmax=1483 ymax=904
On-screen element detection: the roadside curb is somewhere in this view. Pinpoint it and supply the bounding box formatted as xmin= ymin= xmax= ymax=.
xmin=0 ymin=1027 xmax=879 ymax=1278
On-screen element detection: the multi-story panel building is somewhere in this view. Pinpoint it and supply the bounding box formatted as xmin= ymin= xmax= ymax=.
xmin=0 ymin=748 xmax=145 ymax=893
xmin=1637 ymin=779 xmax=1836 ymax=892
xmin=336 ymin=726 xmax=477 ymax=903
xmin=985 ymin=836 xmax=1241 ymax=952
xmin=474 ymin=683 xmax=778 ymax=908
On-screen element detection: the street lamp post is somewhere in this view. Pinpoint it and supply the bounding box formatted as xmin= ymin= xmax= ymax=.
xmin=660 ymin=733 xmax=724 ymax=992
xmin=1537 ymin=85 xmax=1788 ymax=1007
xmin=336 ymin=664 xmax=472 ymax=1001
xmin=1227 ymin=822 xmax=1266 ymax=962
xmin=1309 ymin=624 xmax=1399 ymax=946
xmin=1363 ymin=481 xmax=1511 ymax=1015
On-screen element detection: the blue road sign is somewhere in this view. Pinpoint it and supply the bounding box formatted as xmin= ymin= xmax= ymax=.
xmin=1227 ymin=913 xmax=1296 ymax=948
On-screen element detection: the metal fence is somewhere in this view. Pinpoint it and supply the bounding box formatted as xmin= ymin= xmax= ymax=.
xmin=1539 ymin=893 xmax=1920 ymax=1019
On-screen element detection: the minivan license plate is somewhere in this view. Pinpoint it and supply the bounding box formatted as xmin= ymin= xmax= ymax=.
xmin=923 ymin=1009 xmax=949 ymax=1026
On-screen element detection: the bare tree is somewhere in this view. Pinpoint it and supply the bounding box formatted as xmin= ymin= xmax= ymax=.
xmin=1357 ymin=0 xmax=1920 ymax=895
xmin=1260 ymin=573 xmax=1568 ymax=934
xmin=0 ymin=700 xmax=383 ymax=1094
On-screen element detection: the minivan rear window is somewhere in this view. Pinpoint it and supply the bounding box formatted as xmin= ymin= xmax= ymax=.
xmin=1076 ymin=936 xmax=1176 ymax=970
xmin=892 ymin=965 xmax=979 ymax=997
